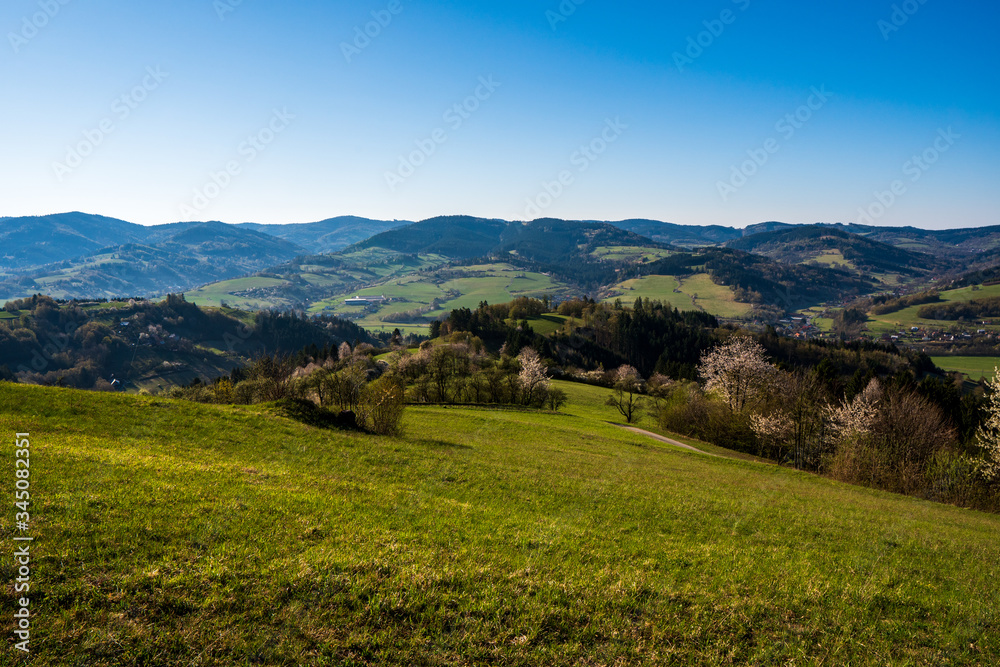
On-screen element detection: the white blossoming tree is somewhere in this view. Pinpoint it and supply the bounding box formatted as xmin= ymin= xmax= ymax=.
xmin=698 ymin=336 xmax=777 ymax=414
xmin=827 ymin=378 xmax=884 ymax=440
xmin=517 ymin=347 xmax=549 ymax=406
xmin=976 ymin=368 xmax=1000 ymax=481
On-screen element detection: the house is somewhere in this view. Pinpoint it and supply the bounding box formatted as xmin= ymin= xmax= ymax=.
xmin=345 ymin=297 xmax=371 ymax=306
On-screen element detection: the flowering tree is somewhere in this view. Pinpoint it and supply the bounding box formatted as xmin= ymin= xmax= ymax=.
xmin=976 ymin=368 xmax=1000 ymax=481
xmin=698 ymin=337 xmax=777 ymax=414
xmin=517 ymin=347 xmax=549 ymax=405
xmin=827 ymin=378 xmax=883 ymax=440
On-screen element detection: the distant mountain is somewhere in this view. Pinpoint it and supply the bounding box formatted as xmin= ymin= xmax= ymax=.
xmin=0 ymin=213 xmax=409 ymax=301
xmin=239 ymin=216 xmax=408 ymax=254
xmin=642 ymin=246 xmax=875 ymax=310
xmin=351 ymin=215 xmax=510 ymax=258
xmin=726 ymin=225 xmax=940 ymax=277
xmin=814 ymin=222 xmax=1000 ymax=259
xmin=0 ymin=222 xmax=307 ymax=300
xmin=604 ymin=219 xmax=742 ymax=247
xmin=8 ymin=212 xmax=1000 ymax=314
xmin=497 ymin=218 xmax=670 ymax=264
xmin=0 ymin=213 xmax=146 ymax=271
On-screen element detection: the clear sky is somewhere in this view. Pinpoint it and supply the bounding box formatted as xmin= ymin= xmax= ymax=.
xmin=2 ymin=0 xmax=998 ymax=228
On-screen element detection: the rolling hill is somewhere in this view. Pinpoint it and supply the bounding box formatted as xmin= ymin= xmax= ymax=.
xmin=1 ymin=380 xmax=997 ymax=664
xmin=0 ymin=222 xmax=308 ymax=301
xmin=238 ymin=216 xmax=408 ymax=254
xmin=0 ymin=212 xmax=147 ymax=272
xmin=0 ymin=214 xmax=408 ymax=301
xmin=726 ymin=225 xmax=941 ymax=278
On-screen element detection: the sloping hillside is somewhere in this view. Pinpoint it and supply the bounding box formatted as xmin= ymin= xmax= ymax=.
xmin=239 ymin=216 xmax=409 ymax=254
xmin=727 ymin=225 xmax=939 ymax=278
xmin=1 ymin=382 xmax=997 ymax=664
xmin=0 ymin=212 xmax=147 ymax=271
xmin=0 ymin=222 xmax=307 ymax=300
xmin=351 ymin=215 xmax=510 ymax=258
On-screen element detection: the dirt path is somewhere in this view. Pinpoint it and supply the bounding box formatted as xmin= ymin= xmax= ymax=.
xmin=612 ymin=424 xmax=719 ymax=457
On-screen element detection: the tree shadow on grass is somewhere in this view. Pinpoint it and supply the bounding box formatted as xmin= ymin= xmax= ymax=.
xmin=266 ymin=398 xmax=361 ymax=431
xmin=413 ymin=438 xmax=472 ymax=450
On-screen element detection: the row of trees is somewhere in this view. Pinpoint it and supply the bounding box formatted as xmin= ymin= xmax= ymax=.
xmin=166 ymin=343 xmax=404 ymax=435
xmin=656 ymin=335 xmax=1000 ymax=511
xmin=383 ymin=337 xmax=566 ymax=410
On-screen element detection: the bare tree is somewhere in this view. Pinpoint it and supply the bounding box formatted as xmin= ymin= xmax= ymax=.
xmin=698 ymin=336 xmax=777 ymax=414
xmin=606 ymin=364 xmax=645 ymax=424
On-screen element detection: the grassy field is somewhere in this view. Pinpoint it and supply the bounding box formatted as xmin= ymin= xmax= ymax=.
xmin=603 ymin=275 xmax=688 ymax=308
xmin=1 ymin=381 xmax=998 ymax=664
xmin=185 ymin=277 xmax=295 ymax=309
xmin=867 ymin=283 xmax=1000 ymax=335
xmin=310 ymin=264 xmax=570 ymax=335
xmin=604 ymin=274 xmax=753 ymax=319
xmin=931 ymin=356 xmax=1000 ymax=380
xmin=677 ymin=274 xmax=753 ymax=319
xmin=523 ymin=314 xmax=570 ymax=336
xmin=807 ymin=249 xmax=856 ymax=271
xmin=590 ymin=246 xmax=674 ymax=262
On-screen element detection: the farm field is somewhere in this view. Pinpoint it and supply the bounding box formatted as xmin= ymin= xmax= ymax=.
xmin=603 ymin=275 xmax=684 ymax=307
xmin=866 ymin=283 xmax=1000 ymax=335
xmin=1 ymin=381 xmax=997 ymax=664
xmin=806 ymin=249 xmax=856 ymax=270
xmin=185 ymin=277 xmax=296 ymax=309
xmin=310 ymin=264 xmax=570 ymax=335
xmin=603 ymin=273 xmax=752 ymax=319
xmin=931 ymin=356 xmax=1000 ymax=380
xmin=590 ymin=246 xmax=674 ymax=262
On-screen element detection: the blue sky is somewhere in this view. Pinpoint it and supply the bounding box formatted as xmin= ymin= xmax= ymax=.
xmin=2 ymin=0 xmax=997 ymax=228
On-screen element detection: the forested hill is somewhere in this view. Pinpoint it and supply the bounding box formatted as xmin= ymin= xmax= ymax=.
xmin=725 ymin=225 xmax=940 ymax=276
xmin=641 ymin=247 xmax=875 ymax=309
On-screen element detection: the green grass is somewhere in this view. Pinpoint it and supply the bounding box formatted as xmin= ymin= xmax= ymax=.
xmin=604 ymin=275 xmax=686 ymax=308
xmin=2 ymin=382 xmax=998 ymax=664
xmin=604 ymin=274 xmax=753 ymax=319
xmin=931 ymin=356 xmax=1000 ymax=380
xmin=310 ymin=264 xmax=571 ymax=335
xmin=185 ymin=277 xmax=295 ymax=309
xmin=522 ymin=314 xmax=569 ymax=336
xmin=591 ymin=246 xmax=674 ymax=262
xmin=677 ymin=274 xmax=752 ymax=319
xmin=807 ymin=250 xmax=856 ymax=271
xmin=867 ymin=283 xmax=1000 ymax=335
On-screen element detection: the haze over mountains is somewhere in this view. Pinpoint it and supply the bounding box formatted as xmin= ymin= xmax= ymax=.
xmin=3 ymin=212 xmax=1000 ymax=308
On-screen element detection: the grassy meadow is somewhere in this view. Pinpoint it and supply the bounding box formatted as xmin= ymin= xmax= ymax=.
xmin=866 ymin=283 xmax=1000 ymax=335
xmin=1 ymin=380 xmax=998 ymax=664
xmin=931 ymin=356 xmax=1000 ymax=380
xmin=308 ymin=264 xmax=570 ymax=335
xmin=603 ymin=274 xmax=753 ymax=320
